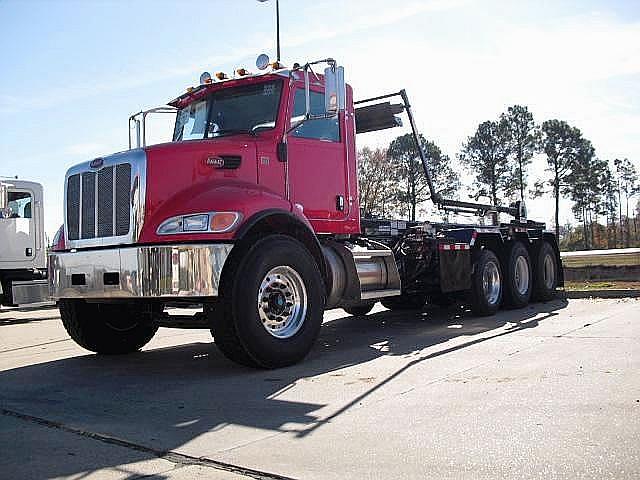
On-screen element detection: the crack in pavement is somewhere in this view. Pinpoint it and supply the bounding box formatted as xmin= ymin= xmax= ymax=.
xmin=1 ymin=408 xmax=297 ymax=480
xmin=0 ymin=338 xmax=71 ymax=354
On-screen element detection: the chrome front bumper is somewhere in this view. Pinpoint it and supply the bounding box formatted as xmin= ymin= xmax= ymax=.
xmin=48 ymin=243 xmax=233 ymax=300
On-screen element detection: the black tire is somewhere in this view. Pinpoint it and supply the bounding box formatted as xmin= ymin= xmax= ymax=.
xmin=470 ymin=248 xmax=503 ymax=316
xmin=211 ymin=235 xmax=325 ymax=369
xmin=381 ymin=293 xmax=427 ymax=311
xmin=532 ymin=241 xmax=558 ymax=301
xmin=343 ymin=302 xmax=375 ymax=316
xmin=59 ymin=300 xmax=159 ymax=354
xmin=503 ymin=241 xmax=533 ymax=309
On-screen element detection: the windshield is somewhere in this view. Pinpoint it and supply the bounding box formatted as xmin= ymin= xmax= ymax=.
xmin=173 ymin=80 xmax=283 ymax=141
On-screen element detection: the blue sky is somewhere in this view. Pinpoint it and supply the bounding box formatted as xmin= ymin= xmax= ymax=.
xmin=1 ymin=0 xmax=639 ymax=238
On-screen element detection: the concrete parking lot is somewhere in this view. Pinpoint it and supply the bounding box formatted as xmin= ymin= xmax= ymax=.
xmin=1 ymin=298 xmax=638 ymax=479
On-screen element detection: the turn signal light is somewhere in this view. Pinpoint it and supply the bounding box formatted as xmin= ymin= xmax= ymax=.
xmin=211 ymin=212 xmax=240 ymax=232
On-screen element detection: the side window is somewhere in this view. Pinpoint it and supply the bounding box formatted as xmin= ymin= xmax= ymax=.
xmin=6 ymin=191 xmax=33 ymax=218
xmin=291 ymin=89 xmax=339 ymax=142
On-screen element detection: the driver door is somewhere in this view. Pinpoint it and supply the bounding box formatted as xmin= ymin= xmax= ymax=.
xmin=286 ymin=87 xmax=349 ymax=232
xmin=0 ymin=188 xmax=36 ymax=265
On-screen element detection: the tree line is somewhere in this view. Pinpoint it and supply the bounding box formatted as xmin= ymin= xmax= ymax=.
xmin=358 ymin=104 xmax=639 ymax=250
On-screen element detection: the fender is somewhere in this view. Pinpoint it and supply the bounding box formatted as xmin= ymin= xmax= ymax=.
xmin=234 ymin=208 xmax=314 ymax=240
xmin=233 ymin=208 xmax=328 ymax=283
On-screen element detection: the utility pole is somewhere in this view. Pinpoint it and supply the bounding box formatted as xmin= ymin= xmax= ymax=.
xmin=257 ymin=0 xmax=281 ymax=62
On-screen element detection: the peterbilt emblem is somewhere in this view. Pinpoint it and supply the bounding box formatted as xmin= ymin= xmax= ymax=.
xmin=205 ymin=156 xmax=225 ymax=168
xmin=90 ymin=157 xmax=104 ymax=169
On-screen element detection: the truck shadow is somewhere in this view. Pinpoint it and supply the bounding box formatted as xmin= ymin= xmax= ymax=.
xmin=0 ymin=298 xmax=567 ymax=479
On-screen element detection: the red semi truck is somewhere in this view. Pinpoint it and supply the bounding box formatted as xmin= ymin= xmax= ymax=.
xmin=48 ymin=56 xmax=563 ymax=368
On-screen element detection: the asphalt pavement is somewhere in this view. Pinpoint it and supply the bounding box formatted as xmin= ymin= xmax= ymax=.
xmin=1 ymin=298 xmax=638 ymax=479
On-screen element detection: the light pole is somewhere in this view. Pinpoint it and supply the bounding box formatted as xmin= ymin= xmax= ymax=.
xmin=257 ymin=0 xmax=281 ymax=62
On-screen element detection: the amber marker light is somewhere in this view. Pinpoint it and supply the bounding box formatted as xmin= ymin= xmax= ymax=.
xmin=215 ymin=71 xmax=228 ymax=80
xmin=210 ymin=212 xmax=240 ymax=233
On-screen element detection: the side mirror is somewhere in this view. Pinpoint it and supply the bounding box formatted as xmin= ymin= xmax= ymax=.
xmin=324 ymin=65 xmax=345 ymax=115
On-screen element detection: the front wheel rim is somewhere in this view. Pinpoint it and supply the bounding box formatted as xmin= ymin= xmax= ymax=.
xmin=483 ymin=260 xmax=501 ymax=305
xmin=258 ymin=266 xmax=308 ymax=339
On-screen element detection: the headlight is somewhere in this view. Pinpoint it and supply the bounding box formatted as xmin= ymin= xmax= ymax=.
xmin=183 ymin=214 xmax=209 ymax=231
xmin=157 ymin=212 xmax=241 ymax=235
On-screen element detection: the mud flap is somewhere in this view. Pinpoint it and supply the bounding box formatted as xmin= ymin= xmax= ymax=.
xmin=439 ymin=249 xmax=471 ymax=293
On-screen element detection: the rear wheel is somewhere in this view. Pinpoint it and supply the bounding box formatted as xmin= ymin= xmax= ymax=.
xmin=343 ymin=302 xmax=375 ymax=316
xmin=210 ymin=235 xmax=325 ymax=369
xmin=381 ymin=293 xmax=427 ymax=311
xmin=503 ymin=241 xmax=532 ymax=309
xmin=59 ymin=300 xmax=159 ymax=354
xmin=470 ymin=248 xmax=503 ymax=316
xmin=532 ymin=241 xmax=558 ymax=301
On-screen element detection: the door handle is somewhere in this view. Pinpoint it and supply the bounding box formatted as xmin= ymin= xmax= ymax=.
xmin=277 ymin=142 xmax=288 ymax=162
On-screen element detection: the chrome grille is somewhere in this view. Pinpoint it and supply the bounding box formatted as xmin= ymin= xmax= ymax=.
xmin=115 ymin=164 xmax=131 ymax=236
xmin=66 ymin=163 xmax=131 ymax=241
xmin=81 ymin=171 xmax=96 ymax=239
xmin=97 ymin=166 xmax=114 ymax=237
xmin=66 ymin=174 xmax=80 ymax=240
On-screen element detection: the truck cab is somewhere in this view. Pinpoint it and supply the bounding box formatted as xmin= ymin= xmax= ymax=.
xmin=0 ymin=179 xmax=48 ymax=305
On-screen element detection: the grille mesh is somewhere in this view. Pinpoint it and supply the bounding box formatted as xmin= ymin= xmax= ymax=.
xmin=66 ymin=163 xmax=131 ymax=241
xmin=80 ymin=172 xmax=96 ymax=239
xmin=115 ymin=164 xmax=131 ymax=236
xmin=66 ymin=174 xmax=80 ymax=240
xmin=97 ymin=166 xmax=114 ymax=237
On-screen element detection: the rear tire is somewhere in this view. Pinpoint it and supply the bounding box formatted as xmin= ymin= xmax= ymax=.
xmin=470 ymin=248 xmax=503 ymax=316
xmin=343 ymin=302 xmax=375 ymax=316
xmin=210 ymin=235 xmax=325 ymax=369
xmin=532 ymin=241 xmax=558 ymax=301
xmin=59 ymin=300 xmax=159 ymax=354
xmin=503 ymin=241 xmax=532 ymax=309
xmin=381 ymin=293 xmax=427 ymax=311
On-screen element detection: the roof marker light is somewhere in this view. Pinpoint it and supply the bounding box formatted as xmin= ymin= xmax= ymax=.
xmin=256 ymin=53 xmax=270 ymax=70
xmin=199 ymin=71 xmax=212 ymax=84
xmin=236 ymin=68 xmax=250 ymax=76
xmin=215 ymin=71 xmax=228 ymax=80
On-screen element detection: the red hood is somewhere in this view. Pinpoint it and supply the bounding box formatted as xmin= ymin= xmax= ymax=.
xmin=138 ymin=137 xmax=292 ymax=243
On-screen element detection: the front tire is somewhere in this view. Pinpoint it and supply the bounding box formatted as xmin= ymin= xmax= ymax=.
xmin=211 ymin=235 xmax=325 ymax=369
xmin=343 ymin=302 xmax=375 ymax=316
xmin=59 ymin=300 xmax=159 ymax=354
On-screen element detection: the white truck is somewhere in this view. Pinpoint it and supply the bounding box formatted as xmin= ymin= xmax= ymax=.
xmin=0 ymin=179 xmax=49 ymax=306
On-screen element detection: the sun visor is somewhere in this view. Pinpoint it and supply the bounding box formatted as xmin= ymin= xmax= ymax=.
xmin=355 ymin=102 xmax=404 ymax=134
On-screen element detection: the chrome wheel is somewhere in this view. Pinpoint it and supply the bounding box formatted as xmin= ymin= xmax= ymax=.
xmin=483 ymin=260 xmax=501 ymax=306
xmin=258 ymin=266 xmax=308 ymax=339
xmin=543 ymin=254 xmax=555 ymax=289
xmin=514 ymin=255 xmax=530 ymax=296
